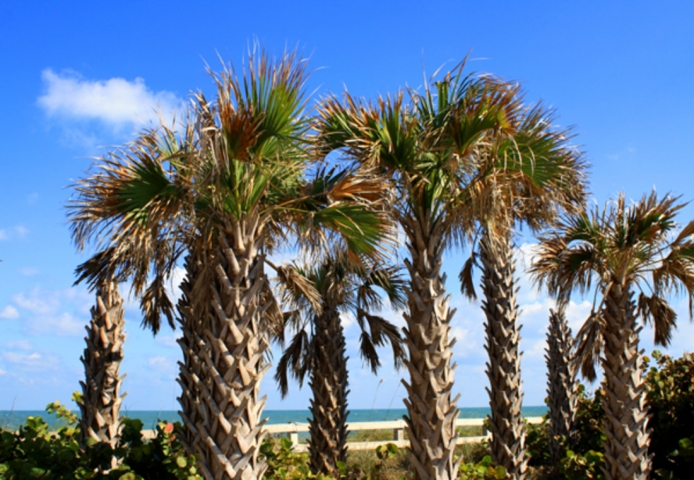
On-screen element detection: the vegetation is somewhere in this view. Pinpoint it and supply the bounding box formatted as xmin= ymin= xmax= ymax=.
xmin=52 ymin=47 xmax=694 ymax=480
xmin=532 ymin=192 xmax=694 ymax=480
xmin=3 ymin=352 xmax=694 ymax=479
xmin=69 ymin=50 xmax=391 ymax=479
xmin=273 ymin=253 xmax=405 ymax=476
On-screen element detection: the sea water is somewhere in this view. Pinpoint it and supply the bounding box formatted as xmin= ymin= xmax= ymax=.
xmin=0 ymin=406 xmax=547 ymax=431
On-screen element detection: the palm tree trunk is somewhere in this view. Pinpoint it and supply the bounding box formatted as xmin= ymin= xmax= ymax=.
xmin=188 ymin=216 xmax=270 ymax=480
xmin=401 ymin=215 xmax=460 ymax=480
xmin=176 ymin=253 xmax=208 ymax=457
xmin=79 ymin=280 xmax=125 ymax=450
xmin=545 ymin=308 xmax=579 ymax=463
xmin=601 ymin=286 xmax=652 ymax=480
xmin=479 ymin=234 xmax=528 ymax=480
xmin=307 ymin=306 xmax=349 ymax=476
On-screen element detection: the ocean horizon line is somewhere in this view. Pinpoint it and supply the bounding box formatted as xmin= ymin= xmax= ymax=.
xmin=1 ymin=406 xmax=548 ymax=431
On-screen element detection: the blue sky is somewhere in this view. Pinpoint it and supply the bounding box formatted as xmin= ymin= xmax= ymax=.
xmin=1 ymin=1 xmax=693 ymax=413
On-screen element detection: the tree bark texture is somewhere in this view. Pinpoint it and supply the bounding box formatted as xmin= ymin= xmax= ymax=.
xmin=545 ymin=308 xmax=579 ymax=463
xmin=401 ymin=215 xmax=460 ymax=480
xmin=307 ymin=306 xmax=349 ymax=476
xmin=79 ymin=281 xmax=126 ymax=448
xmin=479 ymin=234 xmax=528 ymax=480
xmin=178 ymin=216 xmax=271 ymax=480
xmin=601 ymin=286 xmax=652 ymax=480
xmin=177 ymin=253 xmax=208 ymax=456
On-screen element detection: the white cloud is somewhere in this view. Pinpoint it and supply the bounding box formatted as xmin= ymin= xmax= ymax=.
xmin=27 ymin=193 xmax=39 ymax=204
xmin=10 ymin=287 xmax=93 ymax=336
xmin=0 ymin=226 xmax=28 ymax=241
xmin=0 ymin=369 xmax=5 ymax=375
xmin=2 ymin=351 xmax=60 ymax=372
xmin=340 ymin=310 xmax=356 ymax=329
xmin=4 ymin=340 xmax=33 ymax=350
xmin=0 ymin=305 xmax=19 ymax=319
xmin=19 ymin=268 xmax=39 ymax=277
xmin=25 ymin=312 xmax=84 ymax=337
xmin=147 ymin=356 xmax=177 ymax=380
xmin=13 ymin=290 xmax=61 ymax=315
xmin=155 ymin=334 xmax=181 ymax=348
xmin=38 ymin=69 xmax=183 ymax=130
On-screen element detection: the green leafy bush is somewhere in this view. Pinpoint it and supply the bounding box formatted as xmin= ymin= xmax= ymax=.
xmin=458 ymin=455 xmax=506 ymax=480
xmin=526 ymin=386 xmax=606 ymax=479
xmin=644 ymin=351 xmax=694 ymax=479
xmin=0 ymin=398 xmax=200 ymax=479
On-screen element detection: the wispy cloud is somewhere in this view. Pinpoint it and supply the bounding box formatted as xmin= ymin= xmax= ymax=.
xmin=19 ymin=268 xmax=39 ymax=277
xmin=4 ymin=340 xmax=33 ymax=350
xmin=10 ymin=287 xmax=93 ymax=336
xmin=38 ymin=69 xmax=184 ymax=132
xmin=26 ymin=312 xmax=84 ymax=337
xmin=0 ymin=306 xmax=19 ymax=320
xmin=1 ymin=351 xmax=61 ymax=372
xmin=0 ymin=226 xmax=29 ymax=241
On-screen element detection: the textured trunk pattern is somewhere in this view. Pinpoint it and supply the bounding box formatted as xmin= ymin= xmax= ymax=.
xmin=601 ymin=287 xmax=652 ymax=480
xmin=480 ymin=235 xmax=527 ymax=480
xmin=307 ymin=306 xmax=349 ymax=476
xmin=177 ymin=254 xmax=208 ymax=456
xmin=545 ymin=308 xmax=579 ymax=463
xmin=401 ymin=215 xmax=460 ymax=480
xmin=179 ymin=216 xmax=271 ymax=480
xmin=79 ymin=281 xmax=126 ymax=448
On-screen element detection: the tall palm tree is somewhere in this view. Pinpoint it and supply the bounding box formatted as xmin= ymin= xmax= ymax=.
xmin=69 ymin=51 xmax=391 ymax=480
xmin=531 ymin=192 xmax=694 ymax=480
xmin=545 ymin=306 xmax=579 ymax=463
xmin=316 ymin=63 xmax=534 ymax=480
xmin=459 ymin=103 xmax=587 ymax=479
xmin=273 ymin=253 xmax=406 ymax=476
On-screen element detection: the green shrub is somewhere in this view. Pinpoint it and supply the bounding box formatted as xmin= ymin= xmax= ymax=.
xmin=0 ymin=397 xmax=200 ymax=479
xmin=644 ymin=351 xmax=694 ymax=479
xmin=458 ymin=455 xmax=506 ymax=480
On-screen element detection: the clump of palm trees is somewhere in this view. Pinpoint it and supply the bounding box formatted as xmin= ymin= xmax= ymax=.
xmin=66 ymin=48 xmax=694 ymax=480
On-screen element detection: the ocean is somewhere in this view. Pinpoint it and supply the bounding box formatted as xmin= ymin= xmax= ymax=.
xmin=0 ymin=406 xmax=547 ymax=431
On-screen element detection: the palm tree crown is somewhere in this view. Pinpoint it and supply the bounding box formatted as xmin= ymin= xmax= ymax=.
xmin=532 ymin=192 xmax=694 ymax=377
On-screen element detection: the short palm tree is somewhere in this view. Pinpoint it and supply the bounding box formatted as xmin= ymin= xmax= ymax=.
xmin=69 ymin=51 xmax=390 ymax=480
xmin=273 ymin=253 xmax=405 ymax=476
xmin=459 ymin=103 xmax=586 ymax=479
xmin=531 ymin=192 xmax=694 ymax=480
xmin=545 ymin=306 xmax=579 ymax=463
xmin=316 ymin=63 xmax=536 ymax=480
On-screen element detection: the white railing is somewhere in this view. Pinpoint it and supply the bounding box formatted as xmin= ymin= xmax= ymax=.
xmin=264 ymin=417 xmax=544 ymax=452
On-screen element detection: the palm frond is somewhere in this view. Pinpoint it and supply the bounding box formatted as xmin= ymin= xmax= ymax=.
xmin=274 ymin=327 xmax=311 ymax=397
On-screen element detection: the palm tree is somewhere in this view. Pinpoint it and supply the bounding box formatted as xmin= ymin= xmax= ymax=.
xmin=69 ymin=51 xmax=391 ymax=480
xmin=273 ymin=253 xmax=406 ymax=475
xmin=76 ymin=277 xmax=126 ymax=452
xmin=458 ymin=103 xmax=587 ymax=478
xmin=531 ymin=192 xmax=694 ymax=480
xmin=316 ymin=63 xmax=536 ymax=480
xmin=545 ymin=306 xmax=579 ymax=463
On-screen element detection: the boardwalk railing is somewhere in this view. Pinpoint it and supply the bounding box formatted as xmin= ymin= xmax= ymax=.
xmin=264 ymin=417 xmax=543 ymax=452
